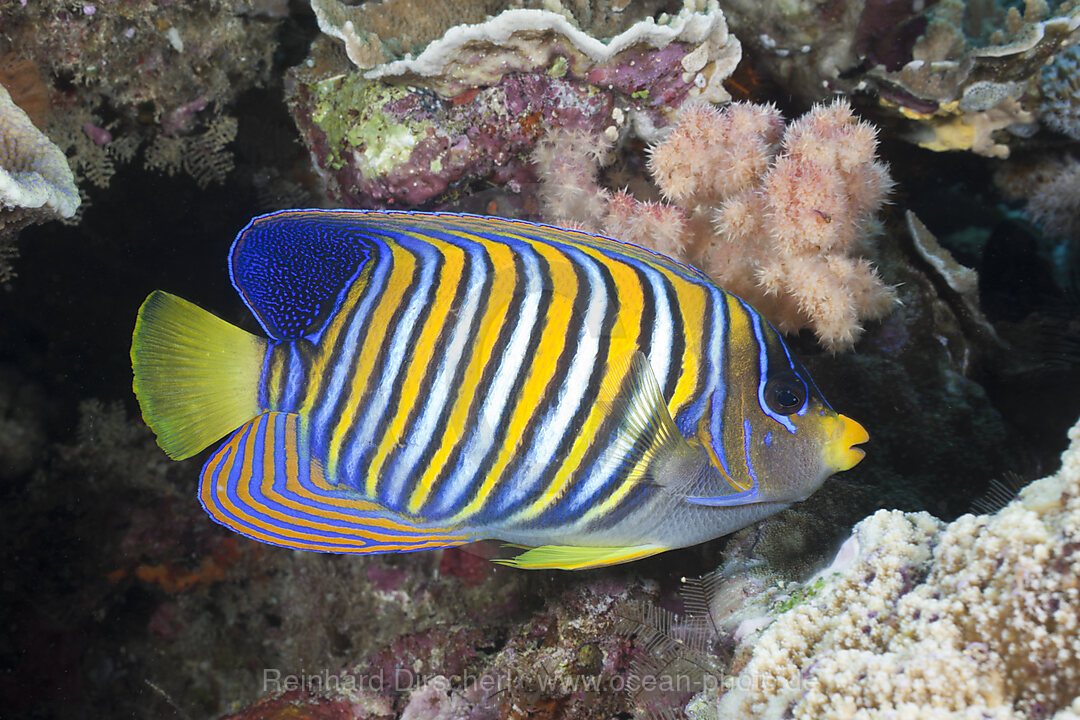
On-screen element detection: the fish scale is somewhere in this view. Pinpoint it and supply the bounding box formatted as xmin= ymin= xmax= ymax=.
xmin=273 ymin=216 xmax=710 ymax=530
xmin=130 ymin=209 xmax=869 ymax=569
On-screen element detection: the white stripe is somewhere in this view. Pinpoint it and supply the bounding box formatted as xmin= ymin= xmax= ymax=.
xmin=343 ymin=240 xmax=440 ymax=477
xmin=380 ymin=241 xmax=486 ymax=501
xmin=750 ymin=307 xmax=796 ymax=433
xmin=644 ymin=267 xmax=673 ymax=394
xmin=312 ymin=240 xmax=392 ymax=439
xmin=436 ymin=244 xmax=543 ymax=511
xmin=500 ymin=247 xmax=607 ymax=516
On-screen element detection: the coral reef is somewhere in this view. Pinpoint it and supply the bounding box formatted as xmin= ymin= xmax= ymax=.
xmin=0 ymin=0 xmax=280 ymax=193
xmin=309 ymin=0 xmax=683 ymax=71
xmin=720 ymin=0 xmax=1080 ymax=158
xmin=219 ymin=576 xmax=654 ymax=720
xmin=286 ymin=0 xmax=740 ymax=206
xmin=695 ymin=413 xmax=1080 ymax=720
xmin=996 ymin=153 xmax=1080 ymax=245
xmin=1039 ymin=42 xmax=1080 ymax=140
xmin=860 ymin=0 xmax=1074 ymax=158
xmin=362 ymin=4 xmax=738 ymax=106
xmin=310 ymin=0 xmax=510 ymax=70
xmin=535 ymin=99 xmax=897 ymax=351
xmin=287 ymin=56 xmax=619 ymax=207
xmin=0 ymin=84 xmax=80 ymax=239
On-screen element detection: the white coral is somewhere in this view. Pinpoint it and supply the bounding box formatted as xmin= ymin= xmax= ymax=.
xmin=705 ymin=415 xmax=1080 ymax=719
xmin=0 ymin=84 xmax=79 ymax=230
xmin=315 ymin=0 xmax=741 ymax=110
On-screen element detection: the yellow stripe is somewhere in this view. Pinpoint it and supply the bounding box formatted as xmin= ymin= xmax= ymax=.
xmin=508 ymin=246 xmax=645 ymax=522
xmin=666 ymin=273 xmax=707 ymax=418
xmin=702 ymin=294 xmax=757 ymax=486
xmin=203 ymin=415 xmax=468 ymax=550
xmin=319 ymin=245 xmax=416 ymax=488
xmin=298 ymin=261 xmax=375 ymax=417
xmin=265 ymin=346 xmax=287 ymax=409
xmin=364 ymin=237 xmax=465 ymax=485
xmin=446 ymin=240 xmax=577 ymax=523
xmin=406 ymin=240 xmax=516 ymax=513
xmin=722 ymin=293 xmax=756 ymax=390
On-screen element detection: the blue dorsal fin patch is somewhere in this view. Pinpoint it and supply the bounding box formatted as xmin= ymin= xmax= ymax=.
xmin=199 ymin=411 xmax=474 ymax=553
xmin=229 ymin=210 xmax=379 ymax=340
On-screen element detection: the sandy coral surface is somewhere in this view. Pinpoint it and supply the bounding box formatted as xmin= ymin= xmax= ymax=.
xmin=704 ymin=414 xmax=1080 ymax=720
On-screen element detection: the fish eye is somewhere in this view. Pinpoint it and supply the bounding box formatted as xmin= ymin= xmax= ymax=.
xmin=764 ymin=372 xmax=806 ymax=415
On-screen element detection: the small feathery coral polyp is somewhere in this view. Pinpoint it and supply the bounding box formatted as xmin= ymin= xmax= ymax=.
xmin=130 ymin=210 xmax=869 ymax=570
xmin=534 ymin=99 xmax=897 ymax=351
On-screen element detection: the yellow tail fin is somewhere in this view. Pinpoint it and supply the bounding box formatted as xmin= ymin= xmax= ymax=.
xmin=131 ymin=291 xmax=266 ymax=460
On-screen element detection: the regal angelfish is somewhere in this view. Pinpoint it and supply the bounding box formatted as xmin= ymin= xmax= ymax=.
xmin=131 ymin=210 xmax=868 ymax=570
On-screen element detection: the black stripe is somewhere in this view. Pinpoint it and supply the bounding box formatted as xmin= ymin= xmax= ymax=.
xmin=500 ymin=243 xmax=620 ymax=523
xmin=362 ymin=243 xmax=445 ymax=498
xmin=662 ymin=277 xmax=684 ymax=402
xmin=386 ymin=237 xmax=484 ymax=503
xmin=420 ymin=242 xmax=539 ymax=518
xmin=634 ymin=264 xmax=656 ymax=364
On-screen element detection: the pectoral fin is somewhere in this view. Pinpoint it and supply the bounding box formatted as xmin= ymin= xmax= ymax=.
xmin=604 ymin=352 xmax=743 ymax=501
xmin=601 ymin=351 xmax=687 ymax=483
xmin=682 ymin=488 xmax=761 ymax=506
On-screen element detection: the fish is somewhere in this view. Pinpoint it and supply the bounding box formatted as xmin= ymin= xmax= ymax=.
xmin=130 ymin=210 xmax=868 ymax=570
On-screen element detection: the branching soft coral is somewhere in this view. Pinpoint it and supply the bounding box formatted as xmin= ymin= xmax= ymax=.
xmin=534 ymin=100 xmax=897 ymax=351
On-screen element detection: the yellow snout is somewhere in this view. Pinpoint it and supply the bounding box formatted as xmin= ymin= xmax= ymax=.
xmin=823 ymin=413 xmax=869 ymax=472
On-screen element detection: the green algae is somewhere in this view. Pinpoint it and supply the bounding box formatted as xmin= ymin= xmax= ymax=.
xmin=547 ymin=55 xmax=569 ymax=79
xmin=773 ymin=576 xmax=826 ymax=614
xmin=309 ymin=75 xmax=425 ymax=178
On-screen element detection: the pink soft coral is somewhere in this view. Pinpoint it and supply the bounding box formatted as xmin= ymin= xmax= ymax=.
xmin=533 ymin=100 xmax=897 ymax=352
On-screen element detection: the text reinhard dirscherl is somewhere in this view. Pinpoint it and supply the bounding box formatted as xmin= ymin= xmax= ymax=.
xmin=262 ymin=667 xmax=813 ymax=696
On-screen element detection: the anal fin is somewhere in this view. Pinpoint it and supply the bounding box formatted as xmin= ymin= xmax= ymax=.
xmin=199 ymin=412 xmax=472 ymax=553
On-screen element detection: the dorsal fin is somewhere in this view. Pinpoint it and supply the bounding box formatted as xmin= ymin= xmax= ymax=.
xmin=229 ymin=210 xmax=377 ymax=339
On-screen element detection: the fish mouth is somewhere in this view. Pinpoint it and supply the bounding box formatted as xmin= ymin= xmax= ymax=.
xmin=824 ymin=413 xmax=869 ymax=472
